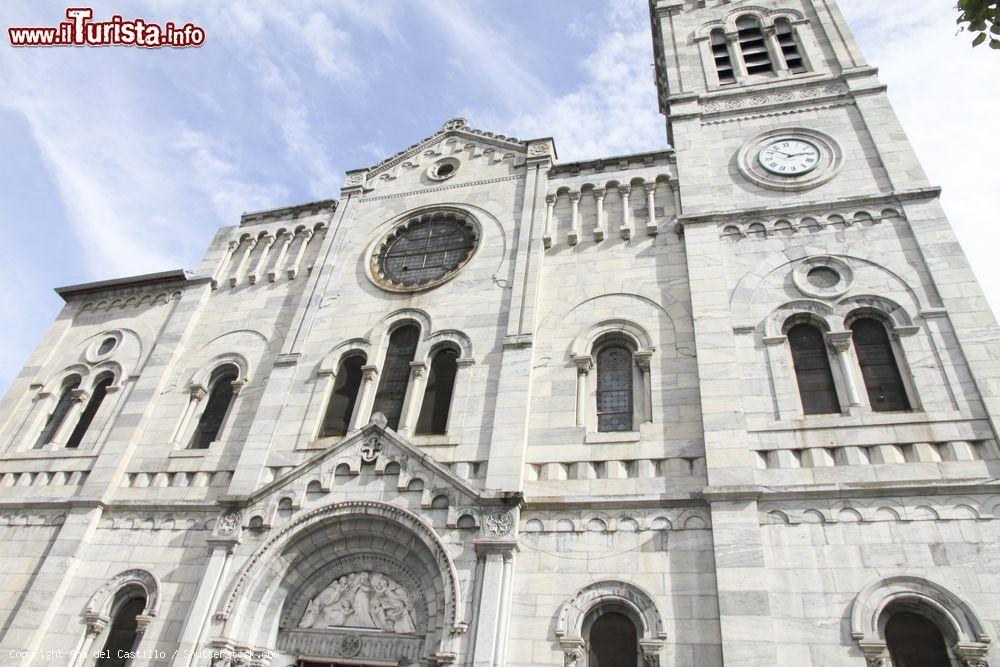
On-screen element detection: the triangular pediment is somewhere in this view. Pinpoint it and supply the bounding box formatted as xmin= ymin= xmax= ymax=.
xmin=358 ymin=118 xmax=529 ymax=183
xmin=241 ymin=416 xmax=508 ymax=526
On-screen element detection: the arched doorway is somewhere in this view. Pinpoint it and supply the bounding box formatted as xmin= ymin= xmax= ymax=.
xmin=586 ymin=611 xmax=638 ymax=667
xmin=885 ymin=610 xmax=950 ymax=667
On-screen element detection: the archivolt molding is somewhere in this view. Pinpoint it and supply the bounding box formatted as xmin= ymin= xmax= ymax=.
xmin=696 ymin=5 xmax=806 ymax=37
xmin=732 ymin=253 xmax=926 ymax=332
xmin=555 ymin=580 xmax=666 ymax=665
xmin=215 ymin=500 xmax=465 ymax=636
xmin=76 ymin=289 xmax=182 ymax=314
xmin=188 ymin=352 xmax=251 ymax=388
xmin=85 ymin=568 xmax=161 ymax=619
xmin=570 ymin=319 xmax=655 ymax=358
xmin=318 ymin=338 xmax=372 ymax=376
xmin=850 ymin=575 xmax=991 ymax=664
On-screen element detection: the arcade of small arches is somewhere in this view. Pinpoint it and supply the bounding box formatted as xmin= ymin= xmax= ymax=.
xmin=543 ymin=175 xmax=673 ymax=248
xmin=212 ymin=221 xmax=329 ymax=289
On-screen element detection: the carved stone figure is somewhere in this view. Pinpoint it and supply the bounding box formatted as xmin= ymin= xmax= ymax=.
xmin=298 ymin=571 xmax=418 ymax=634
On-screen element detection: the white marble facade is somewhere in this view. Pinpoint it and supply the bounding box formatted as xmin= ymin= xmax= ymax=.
xmin=2 ymin=1 xmax=1000 ymax=666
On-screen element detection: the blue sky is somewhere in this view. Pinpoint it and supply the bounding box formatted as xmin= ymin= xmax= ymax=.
xmin=1 ymin=1 xmax=998 ymax=394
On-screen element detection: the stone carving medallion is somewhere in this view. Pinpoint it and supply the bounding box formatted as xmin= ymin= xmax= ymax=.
xmin=340 ymin=635 xmax=362 ymax=657
xmin=217 ymin=511 xmax=242 ymax=535
xmin=360 ymin=435 xmax=383 ymax=463
xmin=299 ymin=572 xmax=418 ymax=634
xmin=483 ymin=510 xmax=514 ymax=537
xmin=529 ymin=143 xmax=550 ymax=155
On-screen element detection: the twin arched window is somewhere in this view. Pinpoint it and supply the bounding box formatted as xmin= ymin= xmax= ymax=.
xmin=189 ymin=365 xmax=238 ymax=449
xmin=34 ymin=372 xmax=114 ymax=449
xmin=372 ymin=324 xmax=421 ymax=431
xmin=788 ymin=317 xmax=911 ymax=416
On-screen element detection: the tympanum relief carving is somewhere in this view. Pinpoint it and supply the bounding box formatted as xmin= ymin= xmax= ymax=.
xmin=299 ymin=571 xmax=418 ymax=634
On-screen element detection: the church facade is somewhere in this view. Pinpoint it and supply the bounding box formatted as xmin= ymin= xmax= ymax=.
xmin=2 ymin=1 xmax=999 ymax=666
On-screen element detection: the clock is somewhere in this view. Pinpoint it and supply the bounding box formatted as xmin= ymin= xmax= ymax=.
xmin=757 ymin=139 xmax=820 ymax=176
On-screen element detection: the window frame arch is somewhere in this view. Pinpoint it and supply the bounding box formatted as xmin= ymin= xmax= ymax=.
xmin=82 ymin=569 xmax=160 ymax=665
xmin=31 ymin=372 xmax=85 ymax=450
xmin=570 ymin=322 xmax=655 ymax=434
xmin=370 ymin=322 xmax=423 ymax=432
xmin=187 ymin=364 xmax=241 ymax=450
xmin=65 ymin=370 xmax=117 ymax=449
xmin=843 ymin=308 xmax=919 ymax=413
xmin=415 ymin=344 xmax=462 ymax=436
xmin=782 ymin=315 xmax=844 ymax=417
xmin=172 ymin=360 xmax=246 ymax=450
xmin=317 ymin=351 xmax=368 ymax=439
xmin=593 ymin=336 xmax=638 ymax=434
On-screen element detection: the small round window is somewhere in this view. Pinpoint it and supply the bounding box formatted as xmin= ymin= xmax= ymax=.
xmin=427 ymin=158 xmax=460 ymax=181
xmin=806 ymin=267 xmax=840 ymax=288
xmin=97 ymin=337 xmax=118 ymax=356
xmin=371 ymin=210 xmax=478 ymax=291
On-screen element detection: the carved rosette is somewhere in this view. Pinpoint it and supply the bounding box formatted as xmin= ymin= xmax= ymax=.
xmin=340 ymin=635 xmax=362 ymax=657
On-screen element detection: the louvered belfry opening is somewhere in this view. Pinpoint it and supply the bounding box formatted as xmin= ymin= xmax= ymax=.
xmin=851 ymin=318 xmax=911 ymax=412
xmin=416 ymin=347 xmax=459 ymax=435
xmin=320 ymin=354 xmax=366 ymax=438
xmin=372 ymin=324 xmax=420 ymax=430
xmin=737 ymin=16 xmax=774 ymax=75
xmin=710 ymin=29 xmax=736 ymax=84
xmin=775 ymin=19 xmax=807 ymax=73
xmin=787 ymin=323 xmax=841 ymax=415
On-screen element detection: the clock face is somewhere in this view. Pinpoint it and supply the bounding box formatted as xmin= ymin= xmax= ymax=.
xmin=758 ymin=139 xmax=821 ymax=176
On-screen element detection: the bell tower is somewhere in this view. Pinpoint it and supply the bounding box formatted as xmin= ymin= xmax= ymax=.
xmin=649 ymin=1 xmax=1000 ymax=665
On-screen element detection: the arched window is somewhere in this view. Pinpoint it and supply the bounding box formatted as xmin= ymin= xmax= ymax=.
xmin=851 ymin=318 xmax=911 ymax=411
xmin=736 ymin=16 xmax=774 ymax=76
xmin=587 ymin=611 xmax=638 ymax=667
xmin=787 ymin=323 xmax=840 ymax=415
xmin=710 ymin=29 xmax=736 ymax=85
xmin=319 ymin=354 xmax=365 ymax=438
xmin=65 ymin=372 xmax=114 ymax=449
xmin=95 ymin=591 xmax=145 ymax=667
xmin=885 ymin=611 xmax=951 ymax=667
xmin=372 ymin=324 xmax=420 ymax=431
xmin=775 ymin=18 xmax=807 ymax=73
xmin=189 ymin=365 xmax=238 ymax=449
xmin=33 ymin=376 xmax=81 ymax=448
xmin=596 ymin=344 xmax=634 ymax=432
xmin=416 ymin=348 xmax=459 ymax=435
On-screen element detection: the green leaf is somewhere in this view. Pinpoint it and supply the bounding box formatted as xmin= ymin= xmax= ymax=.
xmin=991 ymin=22 xmax=1000 ymax=33
xmin=973 ymin=32 xmax=987 ymax=46
xmin=990 ymin=38 xmax=1000 ymax=48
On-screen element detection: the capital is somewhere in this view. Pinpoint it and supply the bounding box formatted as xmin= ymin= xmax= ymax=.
xmin=189 ymin=384 xmax=208 ymax=401
xmin=227 ymin=240 xmax=240 ymax=252
xmin=572 ymin=354 xmax=594 ymax=375
xmin=409 ymin=361 xmax=428 ymax=379
xmin=644 ymin=182 xmax=657 ymax=195
xmin=569 ymin=191 xmax=581 ymax=203
xmin=361 ymin=364 xmax=379 ymax=381
xmin=618 ymin=185 xmax=631 ymax=196
xmin=594 ymin=188 xmax=606 ymax=199
xmin=546 ymin=194 xmax=557 ymax=205
xmin=825 ymin=331 xmax=854 ymax=354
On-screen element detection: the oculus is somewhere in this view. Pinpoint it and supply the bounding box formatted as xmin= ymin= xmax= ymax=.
xmin=370 ymin=209 xmax=478 ymax=292
xmin=427 ymin=157 xmax=460 ymax=181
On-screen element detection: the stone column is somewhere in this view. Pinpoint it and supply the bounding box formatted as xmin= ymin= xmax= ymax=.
xmin=619 ymin=185 xmax=632 ymax=240
xmin=470 ymin=531 xmax=518 ymax=667
xmin=762 ymin=25 xmax=788 ymax=73
xmin=286 ymin=229 xmax=314 ymax=279
xmin=568 ymin=192 xmax=581 ymax=246
xmin=644 ymin=183 xmax=658 ymax=235
xmin=727 ymin=31 xmax=748 ymax=79
xmin=44 ymin=388 xmax=89 ymax=449
xmin=170 ymin=384 xmax=207 ymax=447
xmin=247 ymin=233 xmax=275 ymax=285
xmin=350 ymin=365 xmax=380 ymax=431
xmin=267 ymin=230 xmax=294 ymax=282
xmin=397 ymin=361 xmax=428 ymax=436
xmin=211 ymin=240 xmax=239 ymax=289
xmin=173 ymin=512 xmax=242 ymax=667
xmin=229 ymin=237 xmax=257 ymax=287
xmin=543 ymin=194 xmax=556 ymax=249
xmin=572 ymin=355 xmax=593 ymax=428
xmin=825 ymin=331 xmax=862 ymax=408
xmin=635 ymin=351 xmax=653 ymax=423
xmin=593 ymin=188 xmax=606 ymax=242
